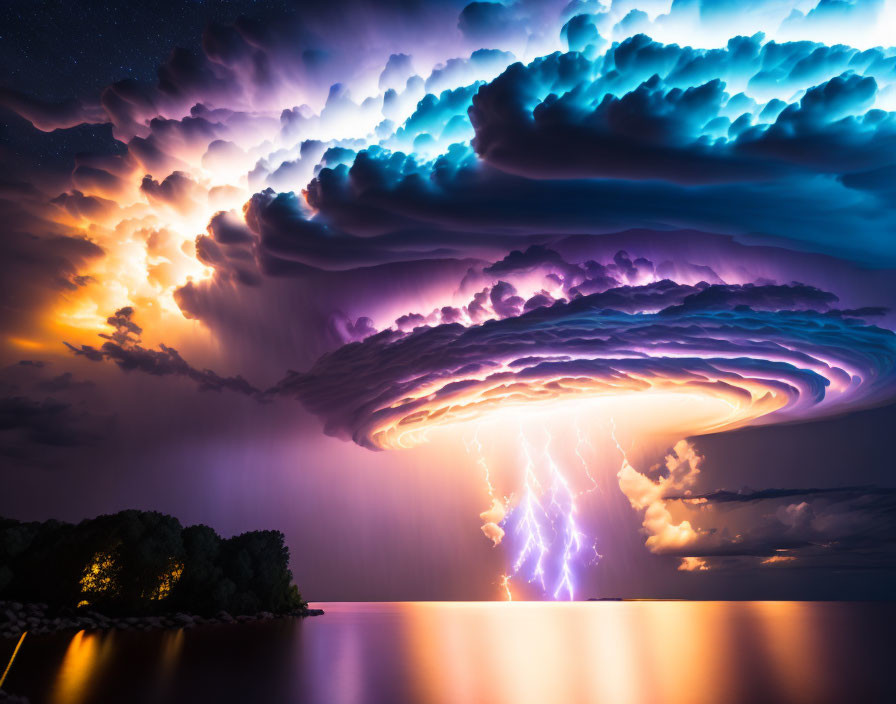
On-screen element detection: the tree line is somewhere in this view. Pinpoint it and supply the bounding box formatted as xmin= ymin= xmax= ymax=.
xmin=0 ymin=510 xmax=305 ymax=615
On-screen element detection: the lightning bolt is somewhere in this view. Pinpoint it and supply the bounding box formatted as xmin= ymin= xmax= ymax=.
xmin=499 ymin=573 xmax=513 ymax=601
xmin=544 ymin=430 xmax=584 ymax=600
xmin=511 ymin=428 xmax=550 ymax=590
xmin=574 ymin=418 xmax=600 ymax=495
xmin=471 ymin=421 xmax=604 ymax=601
xmin=467 ymin=422 xmax=500 ymax=503
xmin=609 ymin=417 xmax=629 ymax=463
xmin=589 ymin=539 xmax=603 ymax=567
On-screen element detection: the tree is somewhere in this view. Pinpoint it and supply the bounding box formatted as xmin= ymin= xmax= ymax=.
xmin=0 ymin=511 xmax=305 ymax=615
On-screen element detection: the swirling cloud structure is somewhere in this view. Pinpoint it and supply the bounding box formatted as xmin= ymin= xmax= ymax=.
xmin=6 ymin=0 xmax=896 ymax=356
xmin=5 ymin=0 xmax=896 ymax=596
xmin=282 ymin=279 xmax=896 ymax=450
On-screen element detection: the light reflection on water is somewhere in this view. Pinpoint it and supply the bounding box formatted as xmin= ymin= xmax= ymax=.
xmin=2 ymin=601 xmax=894 ymax=704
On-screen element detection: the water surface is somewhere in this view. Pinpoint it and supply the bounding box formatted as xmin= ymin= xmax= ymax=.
xmin=2 ymin=601 xmax=894 ymax=704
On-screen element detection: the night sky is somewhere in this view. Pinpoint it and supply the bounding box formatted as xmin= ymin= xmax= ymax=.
xmin=1 ymin=1 xmax=295 ymax=98
xmin=2 ymin=0 xmax=895 ymax=601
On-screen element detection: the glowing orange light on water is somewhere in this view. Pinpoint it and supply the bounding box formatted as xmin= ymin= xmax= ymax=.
xmin=0 ymin=631 xmax=27 ymax=691
xmin=51 ymin=630 xmax=106 ymax=704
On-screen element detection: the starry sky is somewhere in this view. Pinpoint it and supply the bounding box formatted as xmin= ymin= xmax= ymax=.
xmin=1 ymin=0 xmax=896 ymax=601
xmin=1 ymin=1 xmax=292 ymax=177
xmin=1 ymin=1 xmax=295 ymax=99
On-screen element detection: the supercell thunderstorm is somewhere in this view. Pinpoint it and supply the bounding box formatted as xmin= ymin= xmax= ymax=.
xmin=8 ymin=0 xmax=896 ymax=597
xmin=282 ymin=258 xmax=896 ymax=597
xmin=285 ymin=279 xmax=896 ymax=451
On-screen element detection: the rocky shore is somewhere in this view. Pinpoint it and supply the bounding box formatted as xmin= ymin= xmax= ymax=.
xmin=0 ymin=600 xmax=323 ymax=640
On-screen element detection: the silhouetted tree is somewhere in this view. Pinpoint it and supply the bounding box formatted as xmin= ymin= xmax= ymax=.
xmin=0 ymin=511 xmax=305 ymax=615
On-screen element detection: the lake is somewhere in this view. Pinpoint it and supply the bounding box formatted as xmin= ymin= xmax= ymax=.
xmin=2 ymin=601 xmax=894 ymax=703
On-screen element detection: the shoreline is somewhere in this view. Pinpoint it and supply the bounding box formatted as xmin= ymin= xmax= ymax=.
xmin=0 ymin=601 xmax=323 ymax=640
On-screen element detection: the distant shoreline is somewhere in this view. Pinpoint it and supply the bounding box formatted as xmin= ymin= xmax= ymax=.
xmin=0 ymin=601 xmax=323 ymax=640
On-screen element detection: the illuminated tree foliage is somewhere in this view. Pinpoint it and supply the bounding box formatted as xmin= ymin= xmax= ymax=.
xmin=0 ymin=511 xmax=305 ymax=615
xmin=79 ymin=550 xmax=120 ymax=598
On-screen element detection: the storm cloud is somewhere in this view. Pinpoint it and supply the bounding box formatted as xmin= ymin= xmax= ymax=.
xmin=280 ymin=278 xmax=896 ymax=449
xmin=3 ymin=0 xmax=896 ymax=596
